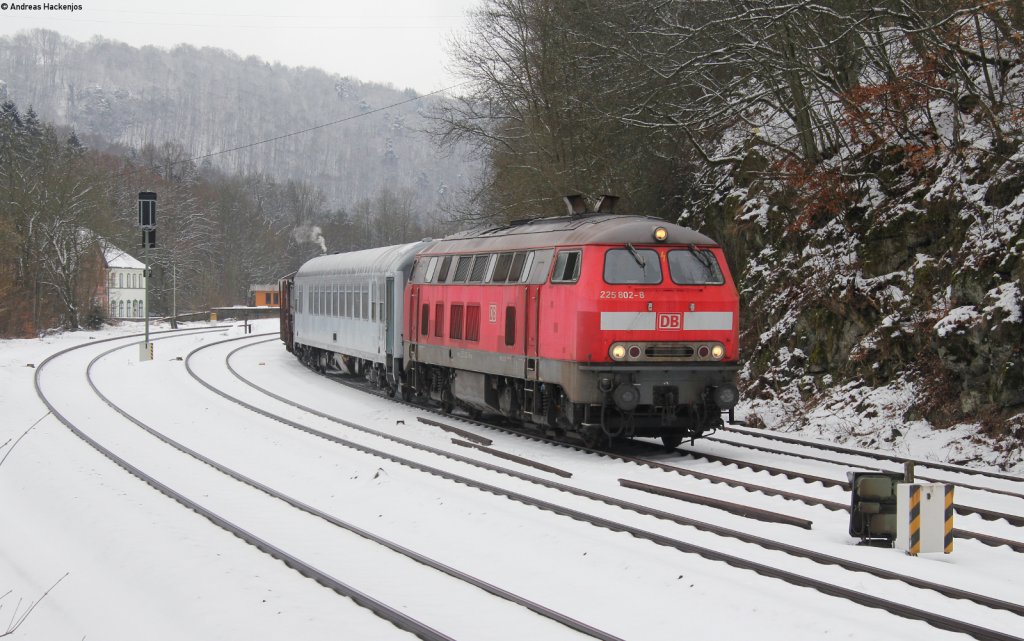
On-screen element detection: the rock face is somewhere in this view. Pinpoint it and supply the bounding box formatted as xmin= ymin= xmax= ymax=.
xmin=703 ymin=143 xmax=1023 ymax=441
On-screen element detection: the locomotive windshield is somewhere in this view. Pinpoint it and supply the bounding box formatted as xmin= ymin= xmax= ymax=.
xmin=604 ymin=248 xmax=662 ymax=284
xmin=668 ymin=248 xmax=725 ymax=285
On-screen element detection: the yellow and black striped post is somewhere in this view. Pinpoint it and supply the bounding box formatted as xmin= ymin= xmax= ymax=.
xmin=944 ymin=484 xmax=955 ymax=554
xmin=908 ymin=484 xmax=922 ymax=556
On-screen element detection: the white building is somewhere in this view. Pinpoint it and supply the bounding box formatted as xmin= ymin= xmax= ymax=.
xmin=104 ymin=244 xmax=147 ymax=320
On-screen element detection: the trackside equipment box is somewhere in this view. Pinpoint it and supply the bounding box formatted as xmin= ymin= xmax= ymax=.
xmin=895 ymin=483 xmax=954 ymax=555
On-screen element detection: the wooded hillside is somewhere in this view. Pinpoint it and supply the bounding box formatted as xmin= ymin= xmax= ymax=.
xmin=435 ymin=0 xmax=1023 ymax=458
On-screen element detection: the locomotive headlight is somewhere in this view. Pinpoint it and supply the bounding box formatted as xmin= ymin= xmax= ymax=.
xmin=711 ymin=344 xmax=725 ymax=359
xmin=653 ymin=227 xmax=669 ymax=242
xmin=610 ymin=344 xmax=627 ymax=361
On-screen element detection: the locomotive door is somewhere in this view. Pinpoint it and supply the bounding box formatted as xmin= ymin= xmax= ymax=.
xmin=522 ymin=284 xmax=542 ymax=418
xmin=524 ymin=284 xmax=541 ymax=375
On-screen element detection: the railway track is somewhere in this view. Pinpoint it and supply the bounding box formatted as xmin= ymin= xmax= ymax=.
xmin=36 ymin=329 xmax=612 ymax=641
xmin=216 ymin=335 xmax=1024 ymax=641
xmin=308 ymin=347 xmax=1024 ymax=554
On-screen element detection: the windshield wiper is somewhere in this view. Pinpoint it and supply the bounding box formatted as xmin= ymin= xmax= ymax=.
xmin=689 ymin=243 xmax=713 ymax=269
xmin=626 ymin=243 xmax=646 ymax=269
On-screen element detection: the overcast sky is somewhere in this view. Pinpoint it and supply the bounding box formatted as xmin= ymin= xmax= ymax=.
xmin=0 ymin=0 xmax=480 ymax=94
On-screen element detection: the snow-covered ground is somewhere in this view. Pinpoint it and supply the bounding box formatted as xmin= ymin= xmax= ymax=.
xmin=2 ymin=320 xmax=1022 ymax=640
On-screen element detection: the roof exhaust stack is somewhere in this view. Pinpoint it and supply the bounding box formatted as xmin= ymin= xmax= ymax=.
xmin=564 ymin=194 xmax=587 ymax=216
xmin=595 ymin=194 xmax=619 ymax=214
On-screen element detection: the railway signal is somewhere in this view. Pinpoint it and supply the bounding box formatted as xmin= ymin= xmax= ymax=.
xmin=138 ymin=191 xmax=156 ymax=361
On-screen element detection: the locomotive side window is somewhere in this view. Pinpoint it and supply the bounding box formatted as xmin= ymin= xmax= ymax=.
xmin=668 ymin=249 xmax=725 ymax=285
xmin=421 ymin=304 xmax=429 ymax=335
xmin=518 ymin=252 xmax=535 ymax=282
xmin=424 ymin=256 xmax=438 ymax=283
xmin=505 ymin=306 xmax=516 ymax=346
xmin=450 ymin=304 xmax=464 ymax=339
xmin=453 ymin=255 xmax=473 ymax=282
xmin=435 ymin=256 xmax=452 ymax=283
xmin=434 ymin=302 xmax=444 ymax=337
xmin=507 ymin=252 xmax=526 ymax=282
xmin=411 ymin=258 xmax=429 ymax=283
xmin=469 ymin=255 xmax=490 ymax=282
xmin=466 ymin=305 xmax=481 ymax=341
xmin=491 ymin=253 xmax=513 ymax=283
xmin=604 ymin=248 xmax=662 ymax=284
xmin=551 ymin=250 xmax=582 ymax=283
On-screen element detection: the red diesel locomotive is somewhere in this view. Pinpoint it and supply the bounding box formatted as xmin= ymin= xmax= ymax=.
xmin=282 ymin=199 xmax=740 ymax=448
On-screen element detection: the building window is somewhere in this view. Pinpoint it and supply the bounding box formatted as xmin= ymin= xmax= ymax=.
xmin=119 ymin=273 xmax=124 ymax=288
xmin=118 ymin=300 xmax=124 ymax=317
xmin=110 ymin=301 xmax=116 ymax=317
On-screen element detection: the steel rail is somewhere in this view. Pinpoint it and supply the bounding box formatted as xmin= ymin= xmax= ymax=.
xmin=718 ymin=423 xmax=1024 ymax=483
xmin=34 ymin=329 xmax=454 ymax=641
xmin=216 ymin=338 xmax=1024 ymax=633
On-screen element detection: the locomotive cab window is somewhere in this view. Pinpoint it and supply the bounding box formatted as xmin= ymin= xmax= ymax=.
xmin=668 ymin=248 xmax=725 ymax=285
xmin=551 ymin=250 xmax=582 ymax=283
xmin=604 ymin=247 xmax=662 ymax=284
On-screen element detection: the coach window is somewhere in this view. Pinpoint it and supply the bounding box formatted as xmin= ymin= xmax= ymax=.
xmin=435 ymin=256 xmax=453 ymax=283
xmin=371 ymin=285 xmax=377 ymax=322
xmin=551 ymin=250 xmax=582 ymax=283
xmin=604 ymin=248 xmax=662 ymax=284
xmin=333 ymin=285 xmax=340 ymax=315
xmin=434 ymin=302 xmax=444 ymax=337
xmin=362 ymin=286 xmax=369 ymax=320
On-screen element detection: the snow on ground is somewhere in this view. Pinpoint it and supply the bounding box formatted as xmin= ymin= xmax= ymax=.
xmin=2 ymin=320 xmax=1022 ymax=640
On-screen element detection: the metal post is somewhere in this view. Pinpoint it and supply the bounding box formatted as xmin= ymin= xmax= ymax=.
xmin=144 ymin=241 xmax=149 ymax=348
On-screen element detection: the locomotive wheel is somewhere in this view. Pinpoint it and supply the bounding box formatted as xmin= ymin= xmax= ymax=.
xmin=580 ymin=424 xmax=605 ymax=449
xmin=661 ymin=432 xmax=684 ymax=450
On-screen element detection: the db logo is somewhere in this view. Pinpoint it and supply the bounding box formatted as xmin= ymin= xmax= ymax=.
xmin=658 ymin=313 xmax=682 ymax=330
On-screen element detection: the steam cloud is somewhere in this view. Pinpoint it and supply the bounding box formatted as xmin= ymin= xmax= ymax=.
xmin=292 ymin=225 xmax=327 ymax=254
